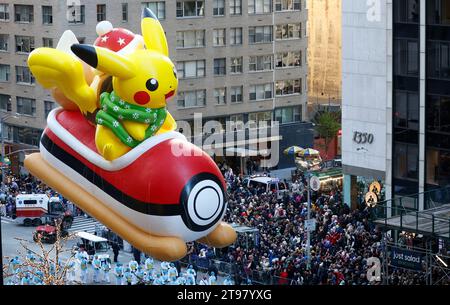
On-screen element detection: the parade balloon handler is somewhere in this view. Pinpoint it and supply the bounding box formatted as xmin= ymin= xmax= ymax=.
xmin=26 ymin=7 xmax=236 ymax=262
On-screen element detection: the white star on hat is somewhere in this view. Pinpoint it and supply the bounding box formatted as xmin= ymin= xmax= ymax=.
xmin=101 ymin=35 xmax=109 ymax=43
xmin=117 ymin=38 xmax=125 ymax=46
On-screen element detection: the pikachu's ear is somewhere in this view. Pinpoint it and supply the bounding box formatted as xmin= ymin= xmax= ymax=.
xmin=71 ymin=44 xmax=136 ymax=79
xmin=141 ymin=8 xmax=169 ymax=57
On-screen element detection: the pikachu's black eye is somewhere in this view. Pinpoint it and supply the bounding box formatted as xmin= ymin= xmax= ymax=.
xmin=146 ymin=78 xmax=159 ymax=91
xmin=173 ymin=67 xmax=178 ymax=79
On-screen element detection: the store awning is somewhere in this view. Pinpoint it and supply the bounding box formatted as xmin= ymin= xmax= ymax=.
xmin=224 ymin=147 xmax=270 ymax=157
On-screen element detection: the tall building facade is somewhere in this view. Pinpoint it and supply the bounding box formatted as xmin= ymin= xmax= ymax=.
xmin=342 ymin=0 xmax=450 ymax=212
xmin=0 ymin=0 xmax=311 ymax=174
xmin=307 ymin=0 xmax=342 ymax=106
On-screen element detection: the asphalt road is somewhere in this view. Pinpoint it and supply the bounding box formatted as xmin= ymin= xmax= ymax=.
xmin=1 ymin=216 xmax=225 ymax=285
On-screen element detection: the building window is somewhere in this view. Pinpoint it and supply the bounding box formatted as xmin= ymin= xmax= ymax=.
xmin=68 ymin=5 xmax=85 ymax=24
xmin=5 ymin=125 xmax=42 ymax=146
xmin=230 ymin=57 xmax=243 ymax=74
xmin=249 ymin=83 xmax=273 ymax=101
xmin=248 ymin=111 xmax=272 ymax=129
xmin=42 ymin=37 xmax=53 ymax=48
xmin=394 ymin=0 xmax=419 ymax=23
xmin=428 ymin=41 xmax=450 ymax=80
xmin=0 ymin=34 xmax=8 ymax=52
xmin=176 ymin=1 xmax=205 ymax=18
xmin=17 ymin=97 xmax=36 ymax=116
xmin=214 ymin=58 xmax=226 ymax=76
xmin=275 ymin=79 xmax=301 ymax=96
xmin=276 ymin=51 xmax=301 ymax=68
xmin=248 ymin=0 xmax=273 ymax=14
xmin=229 ymin=114 xmax=244 ymax=131
xmin=0 ymin=94 xmax=11 ymax=111
xmin=213 ymin=29 xmax=226 ymax=46
xmin=428 ymin=0 xmax=450 ymax=25
xmin=97 ymin=4 xmax=106 ymax=22
xmin=275 ymin=106 xmax=302 ymax=124
xmin=0 ymin=64 xmax=10 ymax=82
xmin=249 ymin=26 xmax=273 ymax=44
xmin=230 ymin=27 xmax=243 ymax=45
xmin=275 ymin=23 xmax=301 ymax=40
xmin=395 ymin=91 xmax=419 ymax=130
xmin=394 ymin=143 xmax=419 ymax=179
xmin=177 ymin=90 xmax=206 ymax=108
xmin=16 ymin=66 xmax=35 ymax=85
xmin=42 ymin=5 xmax=52 ymax=25
xmin=394 ymin=38 xmax=419 ymax=76
xmin=0 ymin=4 xmax=9 ymax=21
xmin=44 ymin=101 xmax=55 ymax=118
xmin=142 ymin=2 xmax=165 ymax=19
xmin=427 ymin=95 xmax=450 ymax=133
xmin=230 ymin=0 xmax=242 ymax=15
xmin=230 ymin=86 xmax=243 ymax=103
xmin=176 ymin=30 xmax=205 ymax=48
xmin=213 ymin=0 xmax=225 ymax=16
xmin=426 ymin=149 xmax=450 ymax=186
xmin=15 ymin=36 xmax=34 ymax=53
xmin=14 ymin=5 xmax=33 ymax=23
xmin=122 ymin=3 xmax=128 ymax=22
xmin=214 ymin=88 xmax=226 ymax=105
xmin=176 ymin=60 xmax=205 ymax=78
xmin=249 ymin=55 xmax=273 ymax=72
xmin=275 ymin=0 xmax=301 ymax=11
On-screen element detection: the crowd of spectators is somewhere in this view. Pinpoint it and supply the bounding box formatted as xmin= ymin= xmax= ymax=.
xmin=1 ymin=168 xmax=449 ymax=285
xmin=185 ymin=164 xmax=450 ymax=285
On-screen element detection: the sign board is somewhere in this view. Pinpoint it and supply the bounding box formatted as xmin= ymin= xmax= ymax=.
xmin=305 ymin=219 xmax=316 ymax=232
xmin=309 ymin=176 xmax=321 ymax=191
xmin=369 ymin=181 xmax=381 ymax=195
xmin=365 ymin=191 xmax=378 ymax=207
xmin=390 ymin=247 xmax=423 ymax=271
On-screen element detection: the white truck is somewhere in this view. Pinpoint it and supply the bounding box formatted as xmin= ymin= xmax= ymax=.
xmin=15 ymin=194 xmax=73 ymax=227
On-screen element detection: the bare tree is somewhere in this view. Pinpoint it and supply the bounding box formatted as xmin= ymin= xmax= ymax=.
xmin=3 ymin=219 xmax=78 ymax=285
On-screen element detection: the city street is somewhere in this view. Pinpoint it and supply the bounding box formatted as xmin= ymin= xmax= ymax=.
xmin=1 ymin=216 xmax=222 ymax=285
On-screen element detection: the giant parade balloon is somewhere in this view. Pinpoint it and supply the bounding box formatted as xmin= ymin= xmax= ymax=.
xmin=26 ymin=8 xmax=236 ymax=261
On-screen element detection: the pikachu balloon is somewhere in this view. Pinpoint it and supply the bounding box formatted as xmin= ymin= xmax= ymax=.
xmin=26 ymin=8 xmax=236 ymax=262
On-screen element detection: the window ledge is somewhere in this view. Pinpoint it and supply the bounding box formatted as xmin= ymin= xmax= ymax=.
xmin=249 ymin=98 xmax=273 ymax=102
xmin=176 ymin=16 xmax=205 ymax=20
xmin=275 ymin=93 xmax=301 ymax=97
xmin=180 ymin=76 xmax=206 ymax=80
xmin=178 ymin=106 xmax=206 ymax=110
xmin=248 ymin=70 xmax=274 ymax=73
xmin=275 ymin=66 xmax=302 ymax=70
xmin=275 ymin=10 xmax=302 ymax=13
xmin=176 ymin=46 xmax=206 ymax=50
xmin=0 ymin=20 xmax=10 ymax=23
xmin=215 ymin=103 xmax=227 ymax=107
xmin=275 ymin=38 xmax=302 ymax=42
xmin=16 ymin=82 xmax=35 ymax=86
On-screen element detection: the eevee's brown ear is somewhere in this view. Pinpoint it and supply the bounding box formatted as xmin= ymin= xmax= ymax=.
xmin=141 ymin=8 xmax=169 ymax=57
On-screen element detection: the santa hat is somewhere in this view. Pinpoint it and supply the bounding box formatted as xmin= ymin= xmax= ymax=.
xmin=94 ymin=21 xmax=144 ymax=55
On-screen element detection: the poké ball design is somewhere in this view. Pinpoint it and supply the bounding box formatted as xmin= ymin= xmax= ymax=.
xmin=24 ymin=7 xmax=237 ymax=261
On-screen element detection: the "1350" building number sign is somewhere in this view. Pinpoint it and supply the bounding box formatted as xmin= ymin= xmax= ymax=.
xmin=353 ymin=131 xmax=374 ymax=144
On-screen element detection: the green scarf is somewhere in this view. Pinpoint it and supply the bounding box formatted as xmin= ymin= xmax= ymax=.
xmin=95 ymin=91 xmax=167 ymax=148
